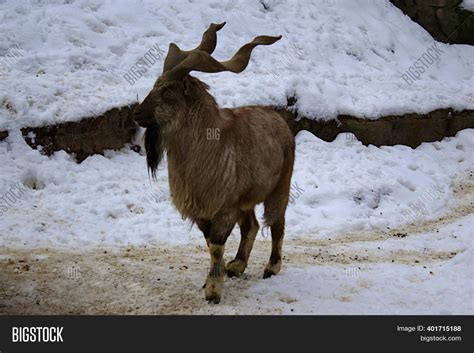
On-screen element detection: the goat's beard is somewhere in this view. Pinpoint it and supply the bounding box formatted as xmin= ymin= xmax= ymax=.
xmin=144 ymin=122 xmax=164 ymax=180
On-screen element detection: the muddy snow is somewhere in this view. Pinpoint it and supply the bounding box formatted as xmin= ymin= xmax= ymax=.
xmin=1 ymin=178 xmax=472 ymax=315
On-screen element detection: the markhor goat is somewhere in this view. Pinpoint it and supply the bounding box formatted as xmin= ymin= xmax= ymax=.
xmin=134 ymin=22 xmax=295 ymax=303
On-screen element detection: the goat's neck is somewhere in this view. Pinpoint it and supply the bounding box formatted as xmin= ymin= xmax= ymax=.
xmin=165 ymin=98 xmax=222 ymax=167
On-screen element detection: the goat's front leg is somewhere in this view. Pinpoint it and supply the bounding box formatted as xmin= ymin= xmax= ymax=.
xmin=205 ymin=243 xmax=226 ymax=303
xmin=204 ymin=213 xmax=236 ymax=304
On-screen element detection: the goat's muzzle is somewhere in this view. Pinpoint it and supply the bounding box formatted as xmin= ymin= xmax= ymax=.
xmin=133 ymin=106 xmax=154 ymax=128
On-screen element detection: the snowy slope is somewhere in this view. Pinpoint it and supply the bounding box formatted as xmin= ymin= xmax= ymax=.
xmin=0 ymin=0 xmax=473 ymax=130
xmin=0 ymin=129 xmax=472 ymax=249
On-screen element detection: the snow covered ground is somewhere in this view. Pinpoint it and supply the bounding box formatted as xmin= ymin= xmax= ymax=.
xmin=1 ymin=129 xmax=472 ymax=249
xmin=1 ymin=210 xmax=472 ymax=314
xmin=0 ymin=0 xmax=472 ymax=315
xmin=1 ymin=0 xmax=474 ymax=130
xmin=0 ymin=129 xmax=472 ymax=314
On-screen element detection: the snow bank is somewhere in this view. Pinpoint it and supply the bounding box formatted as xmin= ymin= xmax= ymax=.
xmin=286 ymin=128 xmax=474 ymax=238
xmin=0 ymin=0 xmax=473 ymax=130
xmin=461 ymin=0 xmax=474 ymax=11
xmin=0 ymin=128 xmax=472 ymax=249
xmin=232 ymin=215 xmax=474 ymax=314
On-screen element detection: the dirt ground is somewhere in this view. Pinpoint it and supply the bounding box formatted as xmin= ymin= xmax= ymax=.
xmin=1 ymin=177 xmax=472 ymax=314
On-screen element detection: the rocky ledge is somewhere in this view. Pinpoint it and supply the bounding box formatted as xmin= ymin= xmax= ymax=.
xmin=1 ymin=104 xmax=473 ymax=162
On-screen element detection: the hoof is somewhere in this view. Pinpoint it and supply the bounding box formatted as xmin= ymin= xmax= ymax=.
xmin=263 ymin=261 xmax=281 ymax=279
xmin=263 ymin=270 xmax=273 ymax=279
xmin=204 ymin=276 xmax=222 ymax=304
xmin=205 ymin=293 xmax=221 ymax=304
xmin=226 ymin=259 xmax=246 ymax=277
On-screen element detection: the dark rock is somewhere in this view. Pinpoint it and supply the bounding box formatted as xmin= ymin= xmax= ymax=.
xmin=3 ymin=102 xmax=472 ymax=162
xmin=277 ymin=108 xmax=474 ymax=148
xmin=391 ymin=0 xmax=474 ymax=44
xmin=21 ymin=104 xmax=138 ymax=162
xmin=0 ymin=130 xmax=8 ymax=141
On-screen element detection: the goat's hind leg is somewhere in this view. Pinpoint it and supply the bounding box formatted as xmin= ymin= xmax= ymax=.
xmin=263 ymin=193 xmax=289 ymax=278
xmin=226 ymin=209 xmax=259 ymax=277
xmin=263 ymin=153 xmax=293 ymax=279
xmin=263 ymin=216 xmax=285 ymax=278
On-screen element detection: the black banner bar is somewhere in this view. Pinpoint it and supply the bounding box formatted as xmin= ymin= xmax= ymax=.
xmin=0 ymin=315 xmax=472 ymax=352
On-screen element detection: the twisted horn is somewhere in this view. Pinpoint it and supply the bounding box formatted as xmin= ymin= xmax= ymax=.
xmin=166 ymin=35 xmax=282 ymax=80
xmin=163 ymin=22 xmax=226 ymax=72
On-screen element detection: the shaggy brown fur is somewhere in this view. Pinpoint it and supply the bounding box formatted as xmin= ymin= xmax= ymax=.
xmin=134 ymin=23 xmax=295 ymax=303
